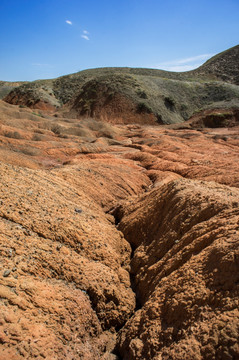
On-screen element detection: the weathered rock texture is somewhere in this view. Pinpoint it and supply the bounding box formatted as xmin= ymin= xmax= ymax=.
xmin=0 ymin=99 xmax=239 ymax=359
xmin=0 ymin=161 xmax=149 ymax=359
xmin=117 ymin=179 xmax=239 ymax=360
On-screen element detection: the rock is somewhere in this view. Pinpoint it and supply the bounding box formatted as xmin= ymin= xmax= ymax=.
xmin=74 ymin=208 xmax=82 ymax=214
xmin=3 ymin=269 xmax=11 ymax=277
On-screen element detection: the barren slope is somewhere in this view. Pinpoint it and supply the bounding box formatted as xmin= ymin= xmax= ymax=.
xmin=116 ymin=179 xmax=239 ymax=359
xmin=0 ymin=99 xmax=239 ymax=359
xmin=0 ymin=159 xmax=149 ymax=359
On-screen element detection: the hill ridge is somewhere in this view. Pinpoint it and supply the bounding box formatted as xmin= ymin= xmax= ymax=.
xmin=2 ymin=45 xmax=239 ymax=125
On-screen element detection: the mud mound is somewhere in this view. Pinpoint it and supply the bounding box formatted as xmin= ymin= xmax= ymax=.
xmin=116 ymin=179 xmax=239 ymax=359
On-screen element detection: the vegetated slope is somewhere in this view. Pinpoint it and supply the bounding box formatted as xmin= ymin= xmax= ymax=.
xmin=3 ymin=45 xmax=239 ymax=124
xmin=191 ymin=44 xmax=239 ymax=85
xmin=0 ymin=81 xmax=27 ymax=99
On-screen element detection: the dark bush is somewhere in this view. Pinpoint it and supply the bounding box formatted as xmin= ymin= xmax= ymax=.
xmin=4 ymin=131 xmax=23 ymax=139
xmin=164 ymin=96 xmax=175 ymax=111
xmin=137 ymin=102 xmax=152 ymax=114
xmin=51 ymin=124 xmax=62 ymax=135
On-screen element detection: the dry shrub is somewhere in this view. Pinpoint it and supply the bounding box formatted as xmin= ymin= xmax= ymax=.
xmin=79 ymin=118 xmax=118 ymax=139
xmin=4 ymin=131 xmax=23 ymax=139
xmin=37 ymin=122 xmax=51 ymax=130
xmin=64 ymin=126 xmax=93 ymax=138
xmin=34 ymin=129 xmax=45 ymax=134
xmin=51 ymin=124 xmax=62 ymax=135
xmin=32 ymin=133 xmax=43 ymax=141
xmin=19 ymin=146 xmax=40 ymax=156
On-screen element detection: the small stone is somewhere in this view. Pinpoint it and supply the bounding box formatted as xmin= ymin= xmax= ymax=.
xmin=8 ymin=249 xmax=13 ymax=257
xmin=3 ymin=269 xmax=11 ymax=277
xmin=75 ymin=208 xmax=83 ymax=214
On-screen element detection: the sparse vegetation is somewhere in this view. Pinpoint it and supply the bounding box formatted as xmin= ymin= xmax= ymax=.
xmin=137 ymin=102 xmax=153 ymax=114
xmin=19 ymin=146 xmax=40 ymax=156
xmin=2 ymin=45 xmax=239 ymax=125
xmin=51 ymin=124 xmax=62 ymax=135
xmin=4 ymin=131 xmax=23 ymax=139
xmin=32 ymin=133 xmax=43 ymax=141
xmin=164 ymin=96 xmax=175 ymax=110
xmin=32 ymin=111 xmax=45 ymax=118
xmin=136 ymin=90 xmax=147 ymax=99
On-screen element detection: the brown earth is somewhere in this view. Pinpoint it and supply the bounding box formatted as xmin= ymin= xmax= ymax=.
xmin=67 ymin=89 xmax=158 ymax=125
xmin=0 ymin=100 xmax=238 ymax=359
xmin=116 ymin=179 xmax=239 ymax=359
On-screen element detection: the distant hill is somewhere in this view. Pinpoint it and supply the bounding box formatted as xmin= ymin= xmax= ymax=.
xmin=191 ymin=45 xmax=239 ymax=85
xmin=2 ymin=45 xmax=239 ymax=124
xmin=0 ymin=81 xmax=27 ymax=99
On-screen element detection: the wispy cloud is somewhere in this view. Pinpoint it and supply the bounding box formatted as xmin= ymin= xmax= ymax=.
xmin=32 ymin=63 xmax=54 ymax=68
xmin=81 ymin=30 xmax=90 ymax=40
xmin=156 ymin=53 xmax=214 ymax=72
xmin=66 ymin=20 xmax=72 ymax=25
xmin=81 ymin=34 xmax=89 ymax=40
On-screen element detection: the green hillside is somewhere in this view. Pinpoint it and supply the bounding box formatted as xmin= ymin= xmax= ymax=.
xmin=2 ymin=45 xmax=239 ymax=124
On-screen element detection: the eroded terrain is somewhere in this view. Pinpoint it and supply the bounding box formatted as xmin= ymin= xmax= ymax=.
xmin=0 ymin=100 xmax=238 ymax=359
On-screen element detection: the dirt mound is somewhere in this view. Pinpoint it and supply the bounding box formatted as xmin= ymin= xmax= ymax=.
xmin=116 ymin=179 xmax=239 ymax=359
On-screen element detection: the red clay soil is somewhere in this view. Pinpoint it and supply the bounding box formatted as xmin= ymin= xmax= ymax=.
xmin=0 ymin=160 xmax=149 ymax=359
xmin=116 ymin=179 xmax=239 ymax=359
xmin=66 ymin=90 xmax=158 ymax=125
xmin=0 ymin=100 xmax=239 ymax=359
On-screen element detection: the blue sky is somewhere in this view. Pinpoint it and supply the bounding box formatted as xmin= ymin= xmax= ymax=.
xmin=0 ymin=0 xmax=238 ymax=81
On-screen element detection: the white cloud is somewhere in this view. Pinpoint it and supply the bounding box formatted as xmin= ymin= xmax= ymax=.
xmin=162 ymin=64 xmax=203 ymax=72
xmin=81 ymin=34 xmax=90 ymax=40
xmin=32 ymin=63 xmax=54 ymax=68
xmin=66 ymin=20 xmax=72 ymax=25
xmin=83 ymin=30 xmax=89 ymax=34
xmin=156 ymin=53 xmax=214 ymax=72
